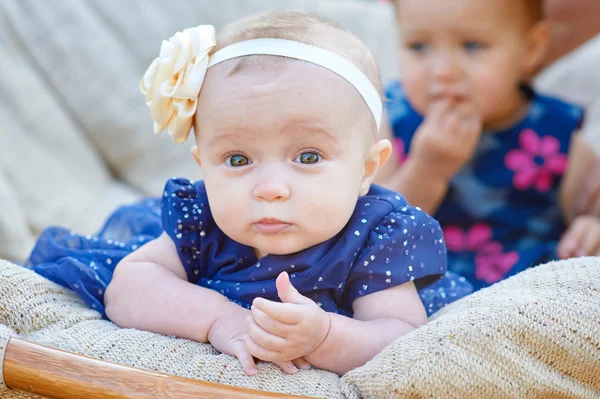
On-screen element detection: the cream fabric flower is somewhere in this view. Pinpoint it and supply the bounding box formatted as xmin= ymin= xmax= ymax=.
xmin=140 ymin=25 xmax=216 ymax=143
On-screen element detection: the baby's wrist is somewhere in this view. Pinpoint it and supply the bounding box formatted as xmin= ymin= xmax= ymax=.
xmin=305 ymin=311 xmax=332 ymax=359
xmin=208 ymin=301 xmax=245 ymax=342
xmin=406 ymin=156 xmax=453 ymax=186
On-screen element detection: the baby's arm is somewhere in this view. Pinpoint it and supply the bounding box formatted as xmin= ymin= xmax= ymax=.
xmin=559 ymin=134 xmax=600 ymax=221
xmin=245 ymin=273 xmax=426 ymax=375
xmin=305 ymin=281 xmax=426 ymax=375
xmin=376 ymin=119 xmax=448 ymax=214
xmin=376 ymin=101 xmax=481 ymax=214
xmin=105 ymin=232 xmax=232 ymax=341
xmin=557 ymin=135 xmax=600 ymax=257
xmin=105 ymin=233 xmax=304 ymax=375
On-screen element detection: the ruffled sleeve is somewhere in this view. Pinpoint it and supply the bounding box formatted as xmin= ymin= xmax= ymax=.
xmin=161 ymin=178 xmax=209 ymax=283
xmin=343 ymin=203 xmax=446 ymax=309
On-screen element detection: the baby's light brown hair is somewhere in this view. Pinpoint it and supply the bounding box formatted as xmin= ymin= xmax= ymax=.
xmin=393 ymin=0 xmax=545 ymax=25
xmin=212 ymin=10 xmax=383 ymax=97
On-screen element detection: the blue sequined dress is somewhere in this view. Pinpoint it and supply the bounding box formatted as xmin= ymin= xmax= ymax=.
xmin=27 ymin=178 xmax=472 ymax=317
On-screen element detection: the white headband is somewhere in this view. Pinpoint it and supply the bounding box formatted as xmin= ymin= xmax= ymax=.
xmin=140 ymin=25 xmax=382 ymax=143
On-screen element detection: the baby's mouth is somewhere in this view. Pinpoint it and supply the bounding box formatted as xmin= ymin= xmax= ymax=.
xmin=254 ymin=218 xmax=291 ymax=235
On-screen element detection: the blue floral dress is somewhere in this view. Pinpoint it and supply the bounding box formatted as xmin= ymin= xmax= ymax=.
xmin=27 ymin=178 xmax=472 ymax=318
xmin=386 ymin=82 xmax=584 ymax=290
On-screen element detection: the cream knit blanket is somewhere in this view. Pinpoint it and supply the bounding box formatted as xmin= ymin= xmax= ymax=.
xmin=1 ymin=257 xmax=599 ymax=398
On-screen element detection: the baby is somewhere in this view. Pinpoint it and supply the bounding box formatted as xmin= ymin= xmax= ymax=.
xmin=27 ymin=10 xmax=470 ymax=376
xmin=377 ymin=0 xmax=600 ymax=290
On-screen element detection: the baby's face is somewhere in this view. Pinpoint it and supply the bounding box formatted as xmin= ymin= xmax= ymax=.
xmin=194 ymin=58 xmax=375 ymax=258
xmin=396 ymin=0 xmax=542 ymax=127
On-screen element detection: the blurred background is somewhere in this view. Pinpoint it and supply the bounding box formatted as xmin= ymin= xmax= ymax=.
xmin=1 ymin=0 xmax=599 ymax=263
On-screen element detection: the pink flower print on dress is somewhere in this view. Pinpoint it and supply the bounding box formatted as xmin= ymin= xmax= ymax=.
xmin=505 ymin=129 xmax=568 ymax=192
xmin=474 ymin=242 xmax=519 ymax=284
xmin=392 ymin=138 xmax=407 ymax=165
xmin=443 ymin=224 xmax=519 ymax=284
xmin=443 ymin=223 xmax=492 ymax=252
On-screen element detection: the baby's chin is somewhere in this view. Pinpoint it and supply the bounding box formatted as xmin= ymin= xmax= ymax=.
xmin=252 ymin=240 xmax=315 ymax=259
xmin=249 ymin=233 xmax=340 ymax=259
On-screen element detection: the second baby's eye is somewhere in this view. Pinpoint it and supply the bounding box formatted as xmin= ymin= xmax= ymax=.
xmin=227 ymin=154 xmax=250 ymax=167
xmin=295 ymin=152 xmax=321 ymax=164
xmin=463 ymin=41 xmax=484 ymax=52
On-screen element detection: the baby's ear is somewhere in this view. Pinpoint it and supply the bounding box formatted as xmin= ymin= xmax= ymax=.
xmin=191 ymin=145 xmax=202 ymax=167
xmin=522 ymin=21 xmax=551 ymax=78
xmin=360 ymin=139 xmax=392 ymax=195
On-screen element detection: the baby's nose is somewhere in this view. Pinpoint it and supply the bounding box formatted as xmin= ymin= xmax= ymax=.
xmin=431 ymin=52 xmax=462 ymax=83
xmin=253 ymin=176 xmax=290 ymax=202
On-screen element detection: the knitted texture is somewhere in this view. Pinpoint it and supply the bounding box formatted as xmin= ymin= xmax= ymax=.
xmin=341 ymin=257 xmax=600 ymax=398
xmin=1 ymin=258 xmax=600 ymax=398
xmin=0 ymin=260 xmax=342 ymax=398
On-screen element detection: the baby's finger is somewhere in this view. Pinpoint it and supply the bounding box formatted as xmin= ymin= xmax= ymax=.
xmin=252 ymin=306 xmax=292 ymax=337
xmin=244 ymin=335 xmax=284 ymax=364
xmin=441 ymin=108 xmax=462 ymax=134
xmin=558 ymin=224 xmax=584 ymax=259
xmin=429 ymin=99 xmax=451 ymax=118
xmin=292 ymin=357 xmax=312 ymax=370
xmin=247 ymin=316 xmax=288 ymax=352
xmin=576 ymin=221 xmax=600 ymax=257
xmin=273 ymin=360 xmax=299 ymax=375
xmin=459 ymin=114 xmax=482 ymax=140
xmin=252 ymin=298 xmax=304 ymax=324
xmin=231 ymin=339 xmax=257 ymax=376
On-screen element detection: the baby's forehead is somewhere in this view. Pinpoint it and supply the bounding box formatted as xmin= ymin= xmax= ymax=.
xmin=195 ymin=57 xmax=376 ymax=139
xmin=396 ymin=0 xmax=533 ymax=27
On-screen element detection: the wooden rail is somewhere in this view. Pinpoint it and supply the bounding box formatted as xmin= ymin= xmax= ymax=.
xmin=2 ymin=337 xmax=316 ymax=399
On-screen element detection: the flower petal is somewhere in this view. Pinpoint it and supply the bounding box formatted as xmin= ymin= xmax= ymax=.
xmin=519 ymin=129 xmax=540 ymax=154
xmin=497 ymin=252 xmax=519 ymax=273
xmin=466 ymin=224 xmax=492 ymax=251
xmin=505 ymin=150 xmax=534 ymax=172
xmin=513 ymin=168 xmax=538 ymax=191
xmin=539 ymin=136 xmax=560 ymax=157
xmin=443 ymin=226 xmax=466 ymax=252
xmin=140 ymin=25 xmax=216 ymax=142
xmin=546 ymin=154 xmax=568 ymax=174
xmin=535 ymin=169 xmax=553 ymax=192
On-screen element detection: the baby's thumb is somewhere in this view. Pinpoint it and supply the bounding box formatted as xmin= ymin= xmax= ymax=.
xmin=276 ymin=272 xmax=310 ymax=304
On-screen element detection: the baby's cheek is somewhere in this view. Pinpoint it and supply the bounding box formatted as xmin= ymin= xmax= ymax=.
xmin=401 ymin=75 xmax=428 ymax=115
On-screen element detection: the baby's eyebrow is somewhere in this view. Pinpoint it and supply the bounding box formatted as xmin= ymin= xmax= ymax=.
xmin=207 ymin=131 xmax=248 ymax=146
xmin=281 ymin=121 xmax=339 ymax=142
xmin=207 ymin=123 xmax=341 ymax=146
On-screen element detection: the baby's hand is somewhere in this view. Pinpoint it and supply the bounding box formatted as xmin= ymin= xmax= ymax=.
xmin=244 ymin=272 xmax=330 ymax=364
xmin=410 ymin=100 xmax=482 ymax=182
xmin=558 ymin=215 xmax=600 ymax=258
xmin=208 ymin=301 xmax=303 ymax=376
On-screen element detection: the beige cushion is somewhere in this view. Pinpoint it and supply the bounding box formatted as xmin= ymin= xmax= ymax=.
xmin=1 ymin=257 xmax=599 ymax=398
xmin=0 ymin=9 xmax=142 ymax=263
xmin=342 ymin=256 xmax=600 ymax=398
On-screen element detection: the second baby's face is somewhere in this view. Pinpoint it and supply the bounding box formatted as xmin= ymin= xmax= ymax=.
xmin=396 ymin=0 xmax=541 ymax=128
xmin=193 ymin=57 xmax=375 ymax=258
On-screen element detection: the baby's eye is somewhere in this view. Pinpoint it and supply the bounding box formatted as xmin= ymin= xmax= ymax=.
xmin=463 ymin=41 xmax=485 ymax=52
xmin=226 ymin=154 xmax=250 ymax=167
xmin=294 ymin=152 xmax=321 ymax=165
xmin=408 ymin=42 xmax=429 ymax=53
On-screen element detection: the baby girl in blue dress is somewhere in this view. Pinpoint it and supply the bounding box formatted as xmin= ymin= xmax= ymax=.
xmin=377 ymin=0 xmax=600 ymax=291
xmin=27 ymin=11 xmax=470 ymax=376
